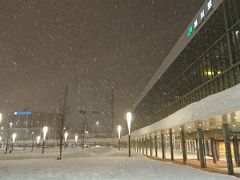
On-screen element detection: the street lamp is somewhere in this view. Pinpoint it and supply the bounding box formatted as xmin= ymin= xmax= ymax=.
xmin=117 ymin=125 xmax=121 ymax=150
xmin=9 ymin=122 xmax=13 ymax=128
xmin=5 ymin=122 xmax=13 ymax=154
xmin=31 ymin=132 xmax=35 ymax=152
xmin=12 ymin=133 xmax=17 ymax=152
xmin=42 ymin=126 xmax=48 ymax=154
xmin=75 ymin=134 xmax=78 ymax=147
xmin=127 ymin=112 xmax=132 ymax=157
xmin=36 ymin=136 xmax=40 ymax=149
xmin=64 ymin=132 xmax=68 ymax=149
xmin=96 ymin=121 xmax=99 ymax=135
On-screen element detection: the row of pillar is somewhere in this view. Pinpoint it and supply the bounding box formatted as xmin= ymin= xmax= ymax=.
xmin=132 ymin=124 xmax=240 ymax=175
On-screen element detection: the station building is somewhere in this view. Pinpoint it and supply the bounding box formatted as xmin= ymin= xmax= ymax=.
xmin=129 ymin=0 xmax=240 ymax=175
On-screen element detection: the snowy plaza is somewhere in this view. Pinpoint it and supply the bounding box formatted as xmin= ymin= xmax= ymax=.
xmin=0 ymin=147 xmax=237 ymax=180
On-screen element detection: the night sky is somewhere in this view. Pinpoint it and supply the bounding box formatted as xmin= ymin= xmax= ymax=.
xmin=0 ymin=0 xmax=204 ymax=124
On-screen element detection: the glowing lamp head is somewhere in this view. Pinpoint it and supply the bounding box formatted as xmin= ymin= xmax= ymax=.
xmin=126 ymin=112 xmax=132 ymax=135
xmin=64 ymin=132 xmax=68 ymax=142
xmin=36 ymin=136 xmax=41 ymax=144
xmin=43 ymin=126 xmax=48 ymax=141
xmin=75 ymin=135 xmax=78 ymax=143
xmin=9 ymin=122 xmax=13 ymax=128
xmin=12 ymin=133 xmax=17 ymax=143
xmin=117 ymin=125 xmax=121 ymax=139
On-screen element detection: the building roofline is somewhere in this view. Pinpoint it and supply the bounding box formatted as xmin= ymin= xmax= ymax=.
xmin=133 ymin=0 xmax=223 ymax=110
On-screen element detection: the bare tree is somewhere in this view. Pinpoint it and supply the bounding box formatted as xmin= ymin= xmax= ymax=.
xmin=57 ymin=84 xmax=68 ymax=160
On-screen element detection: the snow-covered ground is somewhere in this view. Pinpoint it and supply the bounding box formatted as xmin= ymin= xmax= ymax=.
xmin=0 ymin=148 xmax=237 ymax=180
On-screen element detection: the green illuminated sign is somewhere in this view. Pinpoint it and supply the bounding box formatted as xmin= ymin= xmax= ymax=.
xmin=188 ymin=26 xmax=193 ymax=37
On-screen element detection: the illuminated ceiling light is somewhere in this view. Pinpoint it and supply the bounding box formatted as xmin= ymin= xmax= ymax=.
xmin=206 ymin=129 xmax=209 ymax=131
xmin=188 ymin=126 xmax=191 ymax=129
xmin=198 ymin=124 xmax=202 ymax=127
xmin=234 ymin=116 xmax=238 ymax=119
xmin=218 ymin=126 xmax=221 ymax=129
xmin=233 ymin=124 xmax=236 ymax=127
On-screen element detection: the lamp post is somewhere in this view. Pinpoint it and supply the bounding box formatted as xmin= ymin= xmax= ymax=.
xmin=42 ymin=126 xmax=48 ymax=154
xmin=5 ymin=122 xmax=13 ymax=154
xmin=117 ymin=125 xmax=121 ymax=150
xmin=127 ymin=112 xmax=132 ymax=157
xmin=36 ymin=136 xmax=40 ymax=149
xmin=64 ymin=132 xmax=68 ymax=150
xmin=12 ymin=133 xmax=17 ymax=152
xmin=75 ymin=135 xmax=78 ymax=148
xmin=31 ymin=132 xmax=35 ymax=152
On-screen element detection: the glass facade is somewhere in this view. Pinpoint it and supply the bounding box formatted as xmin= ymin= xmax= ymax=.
xmin=133 ymin=0 xmax=240 ymax=131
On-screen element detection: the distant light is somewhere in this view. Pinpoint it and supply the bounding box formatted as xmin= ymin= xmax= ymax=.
xmin=233 ymin=124 xmax=236 ymax=127
xmin=96 ymin=121 xmax=99 ymax=126
xmin=36 ymin=136 xmax=41 ymax=144
xmin=198 ymin=124 xmax=202 ymax=127
xmin=9 ymin=122 xmax=13 ymax=128
xmin=206 ymin=129 xmax=209 ymax=131
xmin=0 ymin=113 xmax=2 ymax=122
xmin=75 ymin=135 xmax=78 ymax=143
xmin=0 ymin=127 xmax=3 ymax=130
xmin=12 ymin=133 xmax=17 ymax=143
xmin=236 ymin=31 xmax=239 ymax=35
xmin=13 ymin=112 xmax=32 ymax=115
xmin=218 ymin=126 xmax=221 ymax=129
xmin=0 ymin=136 xmax=1 ymax=141
xmin=234 ymin=116 xmax=238 ymax=119
xmin=85 ymin=131 xmax=88 ymax=134
xmin=64 ymin=132 xmax=68 ymax=142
